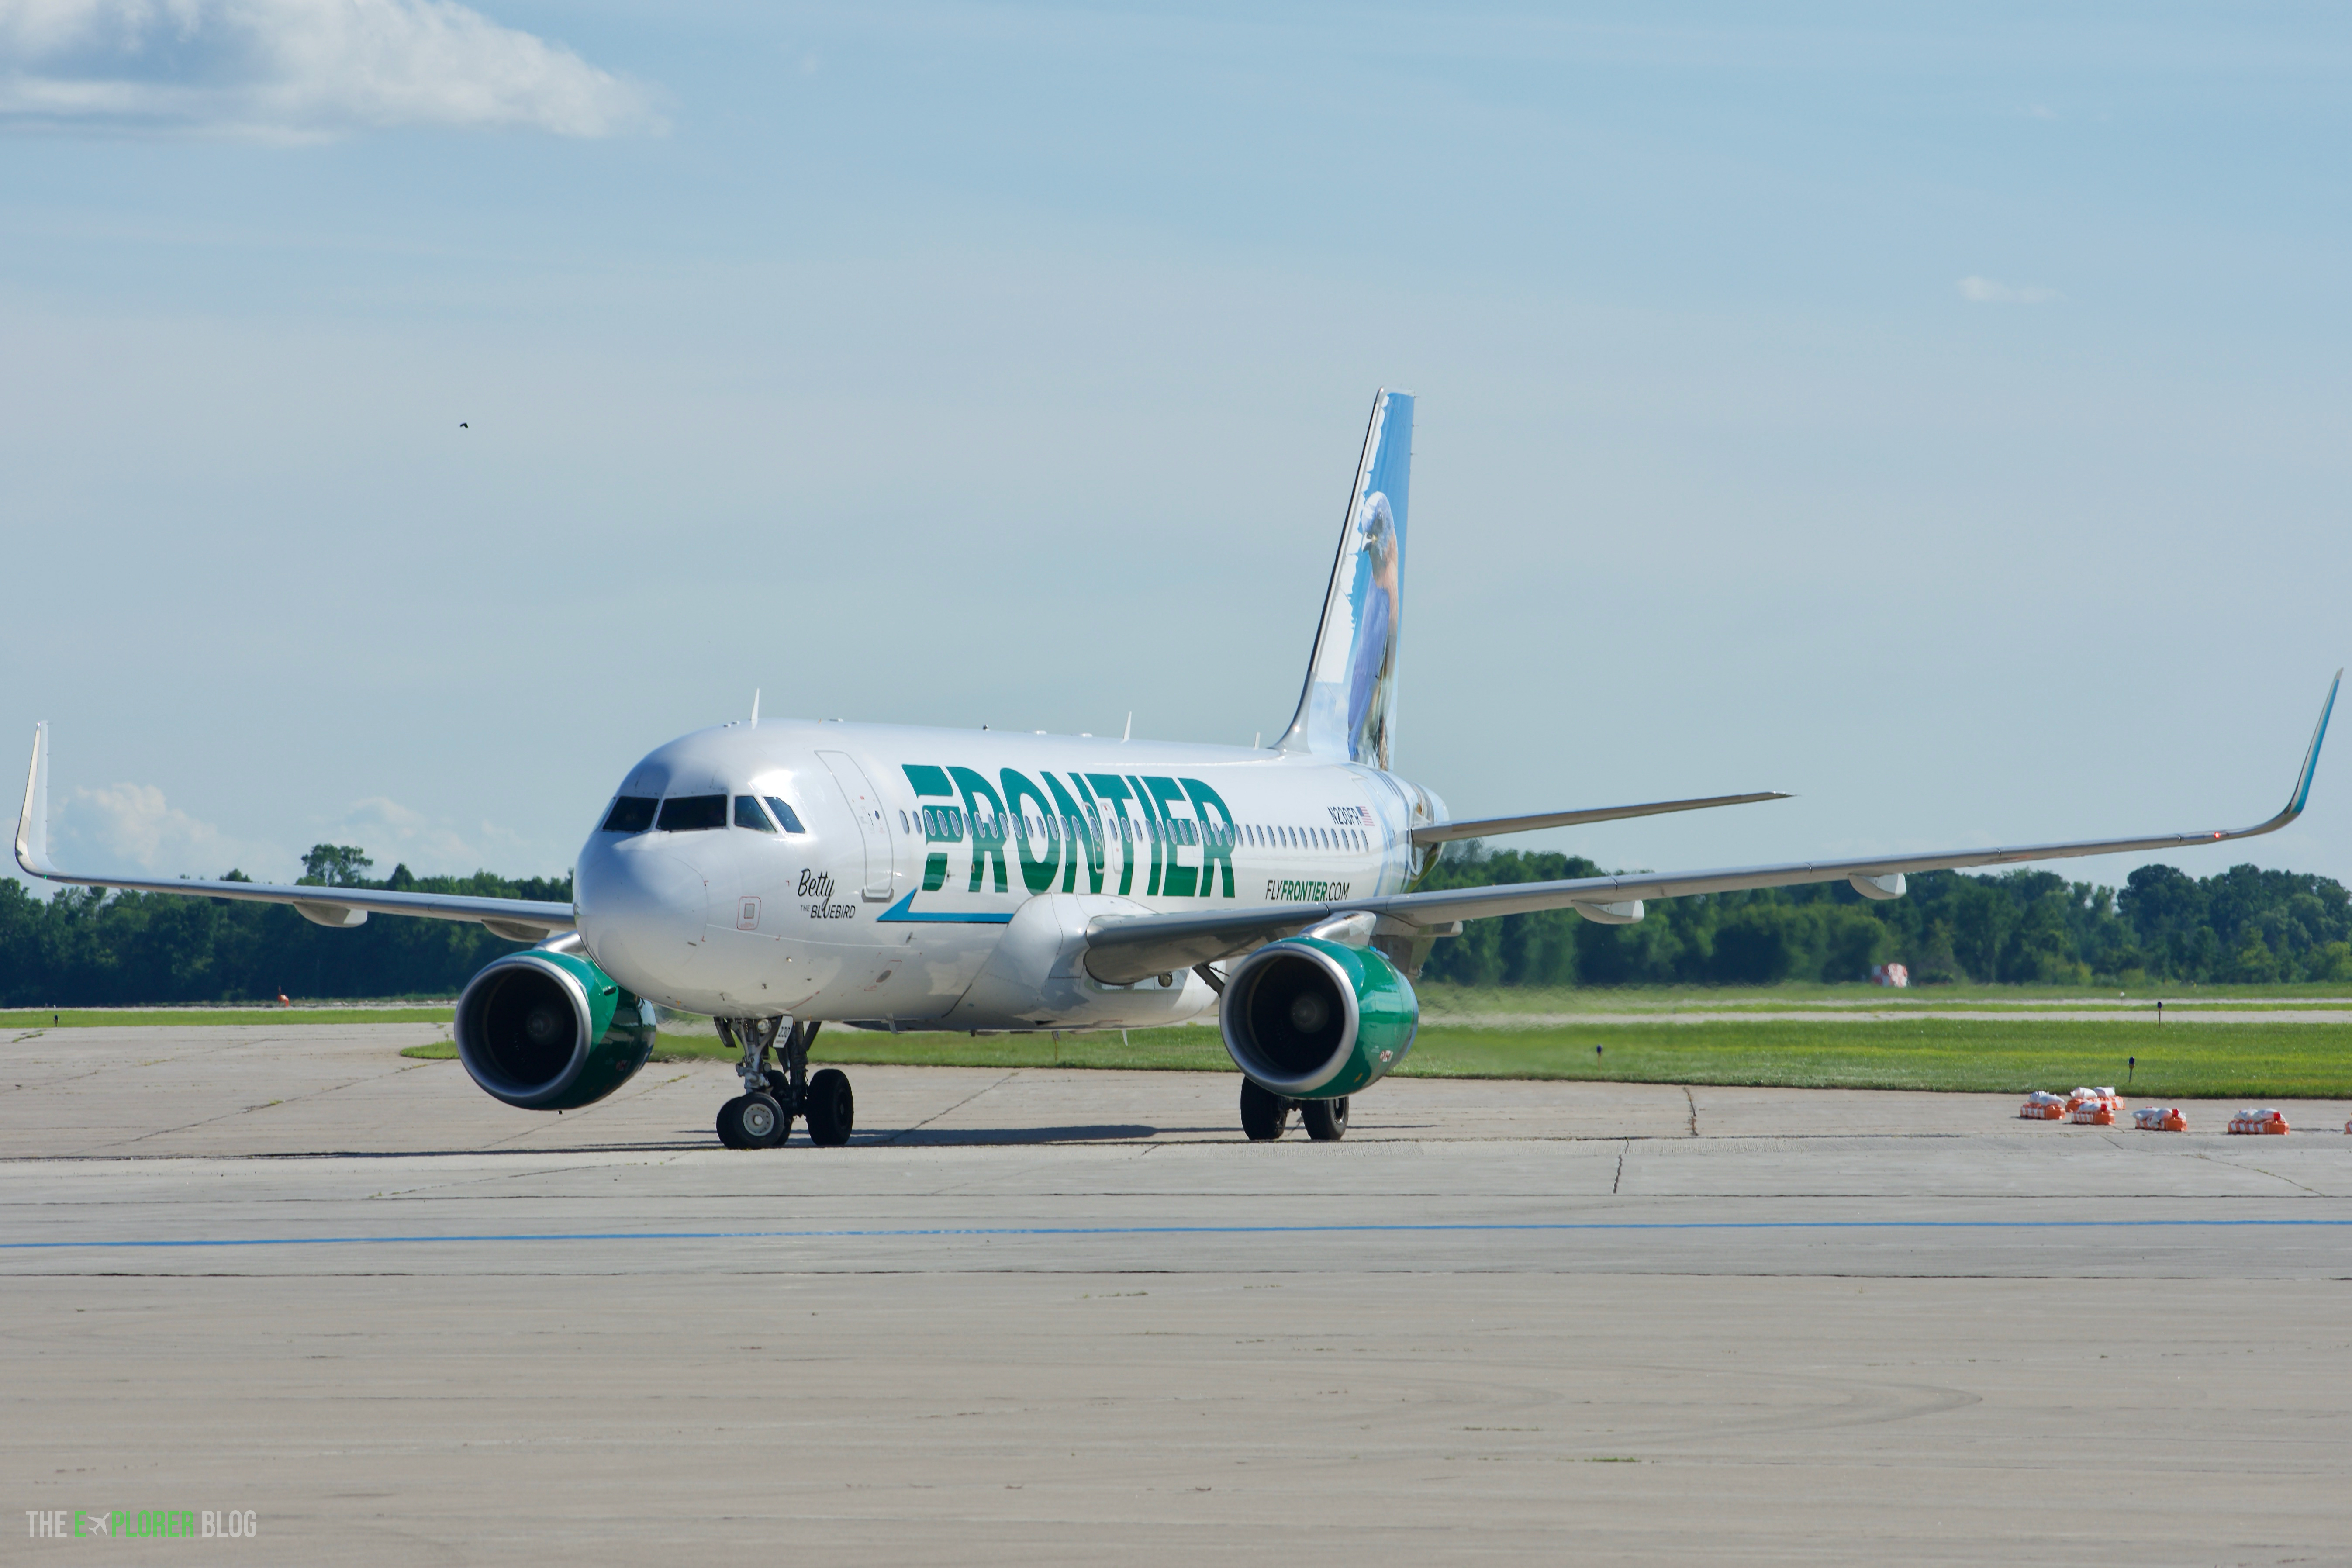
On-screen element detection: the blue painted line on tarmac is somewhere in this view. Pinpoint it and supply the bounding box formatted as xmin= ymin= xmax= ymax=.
xmin=3 ymin=1217 xmax=2348 ymax=1251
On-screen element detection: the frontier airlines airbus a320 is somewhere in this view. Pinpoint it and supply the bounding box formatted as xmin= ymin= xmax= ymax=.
xmin=15 ymin=393 xmax=2342 ymax=1147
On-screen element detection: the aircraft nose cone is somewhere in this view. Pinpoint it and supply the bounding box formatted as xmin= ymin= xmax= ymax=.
xmin=577 ymin=841 xmax=711 ymax=990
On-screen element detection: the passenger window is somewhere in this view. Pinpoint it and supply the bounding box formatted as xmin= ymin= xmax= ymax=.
xmin=602 ymin=796 xmax=657 ymax=833
xmin=735 ymin=796 xmax=776 ymax=832
xmin=763 ymin=795 xmax=808 ymax=834
xmin=657 ymin=794 xmax=728 ymax=832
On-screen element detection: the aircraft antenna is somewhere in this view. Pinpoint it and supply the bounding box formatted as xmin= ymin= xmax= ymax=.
xmin=1123 ymin=712 xmax=1132 ymax=742
xmin=751 ymin=689 xmax=760 ymax=728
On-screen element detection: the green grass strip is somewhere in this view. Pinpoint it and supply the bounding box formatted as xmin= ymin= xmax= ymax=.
xmin=398 ymin=1017 xmax=2352 ymax=1098
xmin=11 ymin=1008 xmax=453 ymax=1029
xmin=1390 ymin=1019 xmax=2352 ymax=1099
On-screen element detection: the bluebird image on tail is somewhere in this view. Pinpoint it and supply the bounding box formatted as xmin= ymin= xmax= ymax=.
xmin=1285 ymin=388 xmax=1412 ymax=771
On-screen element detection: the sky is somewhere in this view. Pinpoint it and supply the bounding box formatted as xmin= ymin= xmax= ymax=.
xmin=3 ymin=1 xmax=2349 ymax=897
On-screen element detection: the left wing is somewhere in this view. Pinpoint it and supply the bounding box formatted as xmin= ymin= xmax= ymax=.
xmin=1083 ymin=671 xmax=2338 ymax=984
xmin=15 ymin=723 xmax=577 ymax=942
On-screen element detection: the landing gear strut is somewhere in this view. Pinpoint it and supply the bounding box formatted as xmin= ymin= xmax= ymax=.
xmin=714 ymin=1018 xmax=837 ymax=1149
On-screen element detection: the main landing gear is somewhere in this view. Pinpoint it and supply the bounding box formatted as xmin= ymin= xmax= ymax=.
xmin=715 ymin=1018 xmax=853 ymax=1149
xmin=1240 ymin=1078 xmax=1347 ymax=1142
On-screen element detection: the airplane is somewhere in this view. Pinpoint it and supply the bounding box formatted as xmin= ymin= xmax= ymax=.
xmin=14 ymin=390 xmax=2341 ymax=1148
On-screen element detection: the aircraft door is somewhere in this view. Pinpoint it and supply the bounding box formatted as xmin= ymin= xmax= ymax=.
xmin=819 ymin=750 xmax=898 ymax=901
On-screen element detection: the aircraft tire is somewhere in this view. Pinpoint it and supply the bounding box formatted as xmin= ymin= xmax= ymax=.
xmin=805 ymin=1068 xmax=855 ymax=1147
xmin=715 ymin=1095 xmax=753 ymax=1150
xmin=1302 ymin=1096 xmax=1349 ymax=1142
xmin=1240 ymin=1079 xmax=1292 ymax=1141
xmin=739 ymin=1092 xmax=787 ymax=1148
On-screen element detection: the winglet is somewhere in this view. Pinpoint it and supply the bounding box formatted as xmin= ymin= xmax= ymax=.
xmin=2283 ymin=670 xmax=2340 ymax=820
xmin=15 ymin=722 xmax=56 ymax=880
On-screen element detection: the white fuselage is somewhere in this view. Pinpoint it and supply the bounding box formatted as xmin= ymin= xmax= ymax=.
xmin=573 ymin=720 xmax=1441 ymax=1028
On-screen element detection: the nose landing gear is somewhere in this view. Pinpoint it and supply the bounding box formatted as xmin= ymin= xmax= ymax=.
xmin=714 ymin=1018 xmax=845 ymax=1149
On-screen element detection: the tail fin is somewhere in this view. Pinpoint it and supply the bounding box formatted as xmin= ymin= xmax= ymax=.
xmin=1278 ymin=389 xmax=1412 ymax=770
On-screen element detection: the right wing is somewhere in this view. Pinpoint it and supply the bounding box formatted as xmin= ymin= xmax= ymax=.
xmin=15 ymin=723 xmax=577 ymax=943
xmin=1410 ymin=790 xmax=1789 ymax=846
xmin=1083 ymin=671 xmax=2339 ymax=984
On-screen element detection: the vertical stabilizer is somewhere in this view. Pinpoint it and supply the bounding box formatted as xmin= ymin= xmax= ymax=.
xmin=1278 ymin=390 xmax=1413 ymax=770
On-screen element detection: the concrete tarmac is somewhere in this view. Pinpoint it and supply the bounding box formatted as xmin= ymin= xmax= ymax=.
xmin=3 ymin=1025 xmax=2348 ymax=1565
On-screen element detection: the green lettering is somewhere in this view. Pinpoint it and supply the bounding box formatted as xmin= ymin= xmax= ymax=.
xmin=1180 ymin=778 xmax=1236 ymax=898
xmin=949 ymin=766 xmax=1009 ymax=893
xmin=1140 ymin=776 xmax=1195 ymax=897
xmin=1084 ymin=774 xmax=1140 ymax=895
xmin=907 ymin=765 xmax=963 ymax=891
xmin=999 ymin=769 xmax=1060 ymax=895
xmin=1046 ymin=773 xmax=1103 ymax=893
xmin=901 ymin=763 xmax=953 ymax=801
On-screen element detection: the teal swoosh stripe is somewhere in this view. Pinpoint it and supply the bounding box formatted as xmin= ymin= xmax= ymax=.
xmin=875 ymin=892 xmax=1014 ymax=924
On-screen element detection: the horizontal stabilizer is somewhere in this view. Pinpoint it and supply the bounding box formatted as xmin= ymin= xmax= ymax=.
xmin=1410 ymin=791 xmax=1789 ymax=846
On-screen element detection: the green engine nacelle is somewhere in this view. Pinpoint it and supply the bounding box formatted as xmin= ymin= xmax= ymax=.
xmin=1219 ymin=936 xmax=1419 ymax=1100
xmin=454 ymin=949 xmax=658 ymax=1111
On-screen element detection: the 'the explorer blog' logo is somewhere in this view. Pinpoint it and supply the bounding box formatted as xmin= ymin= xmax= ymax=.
xmin=27 ymin=1509 xmax=257 ymax=1540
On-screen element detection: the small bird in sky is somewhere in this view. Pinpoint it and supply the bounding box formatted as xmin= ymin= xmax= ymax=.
xmin=459 ymin=421 xmax=469 ymax=428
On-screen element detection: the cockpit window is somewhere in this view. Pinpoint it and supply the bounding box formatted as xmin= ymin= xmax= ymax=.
xmin=734 ymin=795 xmax=776 ymax=832
xmin=601 ymin=796 xmax=658 ymax=833
xmin=656 ymin=794 xmax=728 ymax=832
xmin=764 ymin=795 xmax=808 ymax=834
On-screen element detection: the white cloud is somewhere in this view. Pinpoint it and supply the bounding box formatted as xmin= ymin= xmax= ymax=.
xmin=44 ymin=782 xmax=537 ymax=882
xmin=1958 ymin=275 xmax=2060 ymax=305
xmin=316 ymin=794 xmax=534 ymax=874
xmin=59 ymin=781 xmax=272 ymax=874
xmin=0 ymin=0 xmax=653 ymax=138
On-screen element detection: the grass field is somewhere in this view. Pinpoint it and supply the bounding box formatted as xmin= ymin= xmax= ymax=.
xmin=7 ymin=1007 xmax=452 ymax=1030
xmin=1413 ymin=982 xmax=2352 ymax=1016
xmin=17 ymin=992 xmax=2341 ymax=1098
xmin=390 ymin=1015 xmax=2352 ymax=1099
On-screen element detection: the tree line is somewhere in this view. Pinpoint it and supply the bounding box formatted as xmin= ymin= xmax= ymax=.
xmin=0 ymin=846 xmax=570 ymax=1008
xmin=1415 ymin=845 xmax=2352 ymax=988
xmin=4 ymin=841 xmax=2347 ymax=1006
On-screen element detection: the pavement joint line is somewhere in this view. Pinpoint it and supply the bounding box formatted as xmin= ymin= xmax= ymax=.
xmin=884 ymin=1070 xmax=1028 ymax=1144
xmin=0 ymin=1131 xmax=2007 ymax=1162
xmin=6 ymin=1216 xmax=2350 ymax=1250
